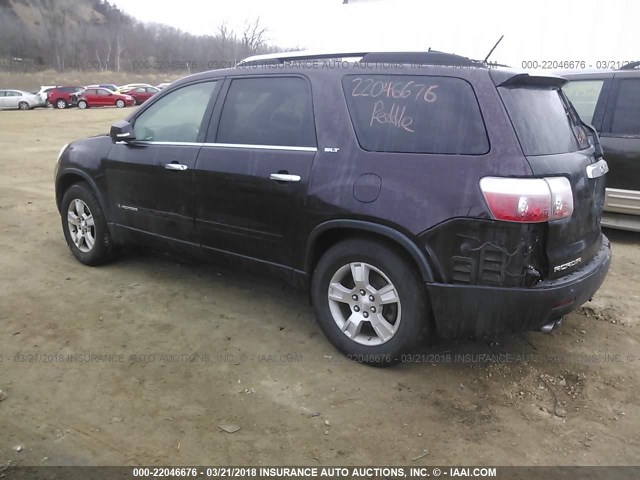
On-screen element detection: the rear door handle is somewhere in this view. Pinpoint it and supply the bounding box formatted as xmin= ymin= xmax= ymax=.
xmin=165 ymin=163 xmax=188 ymax=171
xmin=270 ymin=173 xmax=301 ymax=183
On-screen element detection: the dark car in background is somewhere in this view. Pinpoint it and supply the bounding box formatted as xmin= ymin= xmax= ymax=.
xmin=562 ymin=62 xmax=640 ymax=232
xmin=54 ymin=51 xmax=611 ymax=364
xmin=77 ymin=88 xmax=135 ymax=109
xmin=47 ymin=86 xmax=84 ymax=109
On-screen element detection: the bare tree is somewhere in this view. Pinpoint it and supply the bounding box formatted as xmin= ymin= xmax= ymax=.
xmin=241 ymin=18 xmax=267 ymax=55
xmin=29 ymin=0 xmax=74 ymax=70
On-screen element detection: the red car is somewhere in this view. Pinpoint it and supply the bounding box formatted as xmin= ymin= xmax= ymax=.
xmin=47 ymin=86 xmax=83 ymax=109
xmin=77 ymin=88 xmax=135 ymax=109
xmin=121 ymin=86 xmax=160 ymax=105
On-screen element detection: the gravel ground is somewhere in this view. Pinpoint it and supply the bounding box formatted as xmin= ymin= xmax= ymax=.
xmin=0 ymin=107 xmax=638 ymax=467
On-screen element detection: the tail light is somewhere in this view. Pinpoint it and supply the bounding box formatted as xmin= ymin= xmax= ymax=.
xmin=480 ymin=176 xmax=573 ymax=223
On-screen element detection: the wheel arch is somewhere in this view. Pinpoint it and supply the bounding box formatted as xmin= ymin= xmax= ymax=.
xmin=55 ymin=169 xmax=110 ymax=220
xmin=305 ymin=220 xmax=436 ymax=283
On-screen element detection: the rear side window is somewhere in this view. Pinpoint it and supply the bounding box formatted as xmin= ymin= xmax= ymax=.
xmin=217 ymin=77 xmax=316 ymax=148
xmin=342 ymin=75 xmax=489 ymax=154
xmin=563 ymin=80 xmax=604 ymax=124
xmin=610 ymin=79 xmax=640 ymax=136
xmin=499 ymin=87 xmax=590 ymax=156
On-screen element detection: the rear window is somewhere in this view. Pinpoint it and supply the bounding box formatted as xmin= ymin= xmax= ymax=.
xmin=342 ymin=75 xmax=489 ymax=154
xmin=499 ymin=87 xmax=590 ymax=156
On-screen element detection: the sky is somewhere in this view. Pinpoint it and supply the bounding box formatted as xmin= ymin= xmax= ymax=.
xmin=111 ymin=0 xmax=639 ymax=69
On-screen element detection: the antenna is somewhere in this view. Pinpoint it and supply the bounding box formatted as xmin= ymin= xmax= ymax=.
xmin=483 ymin=35 xmax=504 ymax=63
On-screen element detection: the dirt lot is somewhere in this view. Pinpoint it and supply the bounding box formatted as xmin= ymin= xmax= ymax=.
xmin=0 ymin=107 xmax=639 ymax=467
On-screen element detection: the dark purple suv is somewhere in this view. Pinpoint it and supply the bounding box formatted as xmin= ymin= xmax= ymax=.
xmin=54 ymin=51 xmax=611 ymax=365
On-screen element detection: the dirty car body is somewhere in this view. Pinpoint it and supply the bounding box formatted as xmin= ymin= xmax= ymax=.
xmin=54 ymin=51 xmax=611 ymax=364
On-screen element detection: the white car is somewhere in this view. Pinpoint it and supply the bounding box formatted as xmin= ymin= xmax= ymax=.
xmin=156 ymin=82 xmax=171 ymax=90
xmin=0 ymin=89 xmax=42 ymax=110
xmin=119 ymin=83 xmax=153 ymax=91
xmin=36 ymin=85 xmax=58 ymax=105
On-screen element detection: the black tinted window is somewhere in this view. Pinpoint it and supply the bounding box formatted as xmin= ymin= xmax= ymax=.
xmin=342 ymin=75 xmax=488 ymax=154
xmin=500 ymin=87 xmax=590 ymax=156
xmin=610 ymin=79 xmax=640 ymax=136
xmin=217 ymin=77 xmax=316 ymax=148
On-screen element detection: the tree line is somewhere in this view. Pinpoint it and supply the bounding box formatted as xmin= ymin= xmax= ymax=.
xmin=0 ymin=0 xmax=286 ymax=73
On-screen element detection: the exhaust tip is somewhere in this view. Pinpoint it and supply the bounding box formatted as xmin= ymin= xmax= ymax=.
xmin=540 ymin=317 xmax=563 ymax=334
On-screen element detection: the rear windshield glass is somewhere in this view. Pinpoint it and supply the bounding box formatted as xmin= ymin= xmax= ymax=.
xmin=342 ymin=75 xmax=489 ymax=154
xmin=499 ymin=87 xmax=590 ymax=156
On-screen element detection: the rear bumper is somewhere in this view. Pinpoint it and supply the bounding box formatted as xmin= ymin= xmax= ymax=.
xmin=426 ymin=234 xmax=611 ymax=338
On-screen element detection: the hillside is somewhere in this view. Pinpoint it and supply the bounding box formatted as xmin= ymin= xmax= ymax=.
xmin=0 ymin=0 xmax=283 ymax=74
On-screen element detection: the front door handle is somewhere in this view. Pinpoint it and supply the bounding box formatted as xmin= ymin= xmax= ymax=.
xmin=165 ymin=163 xmax=188 ymax=171
xmin=270 ymin=173 xmax=301 ymax=183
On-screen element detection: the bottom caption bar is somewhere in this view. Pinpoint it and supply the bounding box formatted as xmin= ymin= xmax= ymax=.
xmin=1 ymin=466 xmax=638 ymax=480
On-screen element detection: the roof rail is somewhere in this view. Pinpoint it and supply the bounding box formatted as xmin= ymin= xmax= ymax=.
xmin=619 ymin=61 xmax=640 ymax=70
xmin=239 ymin=50 xmax=488 ymax=68
xmin=239 ymin=51 xmax=369 ymax=66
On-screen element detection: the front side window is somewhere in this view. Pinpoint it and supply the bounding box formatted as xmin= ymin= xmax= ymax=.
xmin=563 ymin=80 xmax=605 ymax=125
xmin=342 ymin=75 xmax=489 ymax=154
xmin=610 ymin=79 xmax=640 ymax=136
xmin=134 ymin=81 xmax=219 ymax=143
xmin=216 ymin=77 xmax=316 ymax=148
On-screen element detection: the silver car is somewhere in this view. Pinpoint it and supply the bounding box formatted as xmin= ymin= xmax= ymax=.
xmin=0 ymin=89 xmax=41 ymax=110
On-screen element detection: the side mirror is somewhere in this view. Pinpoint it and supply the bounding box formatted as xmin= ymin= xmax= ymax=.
xmin=110 ymin=120 xmax=136 ymax=143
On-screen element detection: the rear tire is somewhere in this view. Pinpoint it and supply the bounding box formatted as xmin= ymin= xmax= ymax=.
xmin=116 ymin=99 xmax=125 ymax=108
xmin=311 ymin=238 xmax=432 ymax=366
xmin=56 ymin=99 xmax=67 ymax=109
xmin=61 ymin=183 xmax=115 ymax=266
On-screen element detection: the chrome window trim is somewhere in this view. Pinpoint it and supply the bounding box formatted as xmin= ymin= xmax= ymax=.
xmin=134 ymin=141 xmax=204 ymax=147
xmin=133 ymin=140 xmax=317 ymax=152
xmin=203 ymin=142 xmax=317 ymax=152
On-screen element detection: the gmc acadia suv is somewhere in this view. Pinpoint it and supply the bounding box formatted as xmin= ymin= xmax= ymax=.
xmin=54 ymin=51 xmax=611 ymax=365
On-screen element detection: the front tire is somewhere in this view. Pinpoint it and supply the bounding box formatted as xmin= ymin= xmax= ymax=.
xmin=78 ymin=100 xmax=88 ymax=109
xmin=18 ymin=101 xmax=30 ymax=110
xmin=61 ymin=183 xmax=115 ymax=265
xmin=311 ymin=238 xmax=431 ymax=366
xmin=56 ymin=99 xmax=67 ymax=109
xmin=115 ymin=99 xmax=125 ymax=108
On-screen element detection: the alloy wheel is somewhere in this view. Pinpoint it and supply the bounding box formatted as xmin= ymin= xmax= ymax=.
xmin=327 ymin=262 xmax=401 ymax=346
xmin=67 ymin=199 xmax=95 ymax=253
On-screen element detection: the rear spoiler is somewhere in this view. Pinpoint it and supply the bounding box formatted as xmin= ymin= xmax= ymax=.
xmin=490 ymin=70 xmax=568 ymax=88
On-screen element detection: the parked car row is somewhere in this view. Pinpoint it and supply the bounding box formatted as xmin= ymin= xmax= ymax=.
xmin=0 ymin=82 xmax=170 ymax=110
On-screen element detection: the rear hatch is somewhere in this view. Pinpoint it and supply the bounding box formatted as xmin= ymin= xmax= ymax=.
xmin=498 ymin=75 xmax=606 ymax=279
